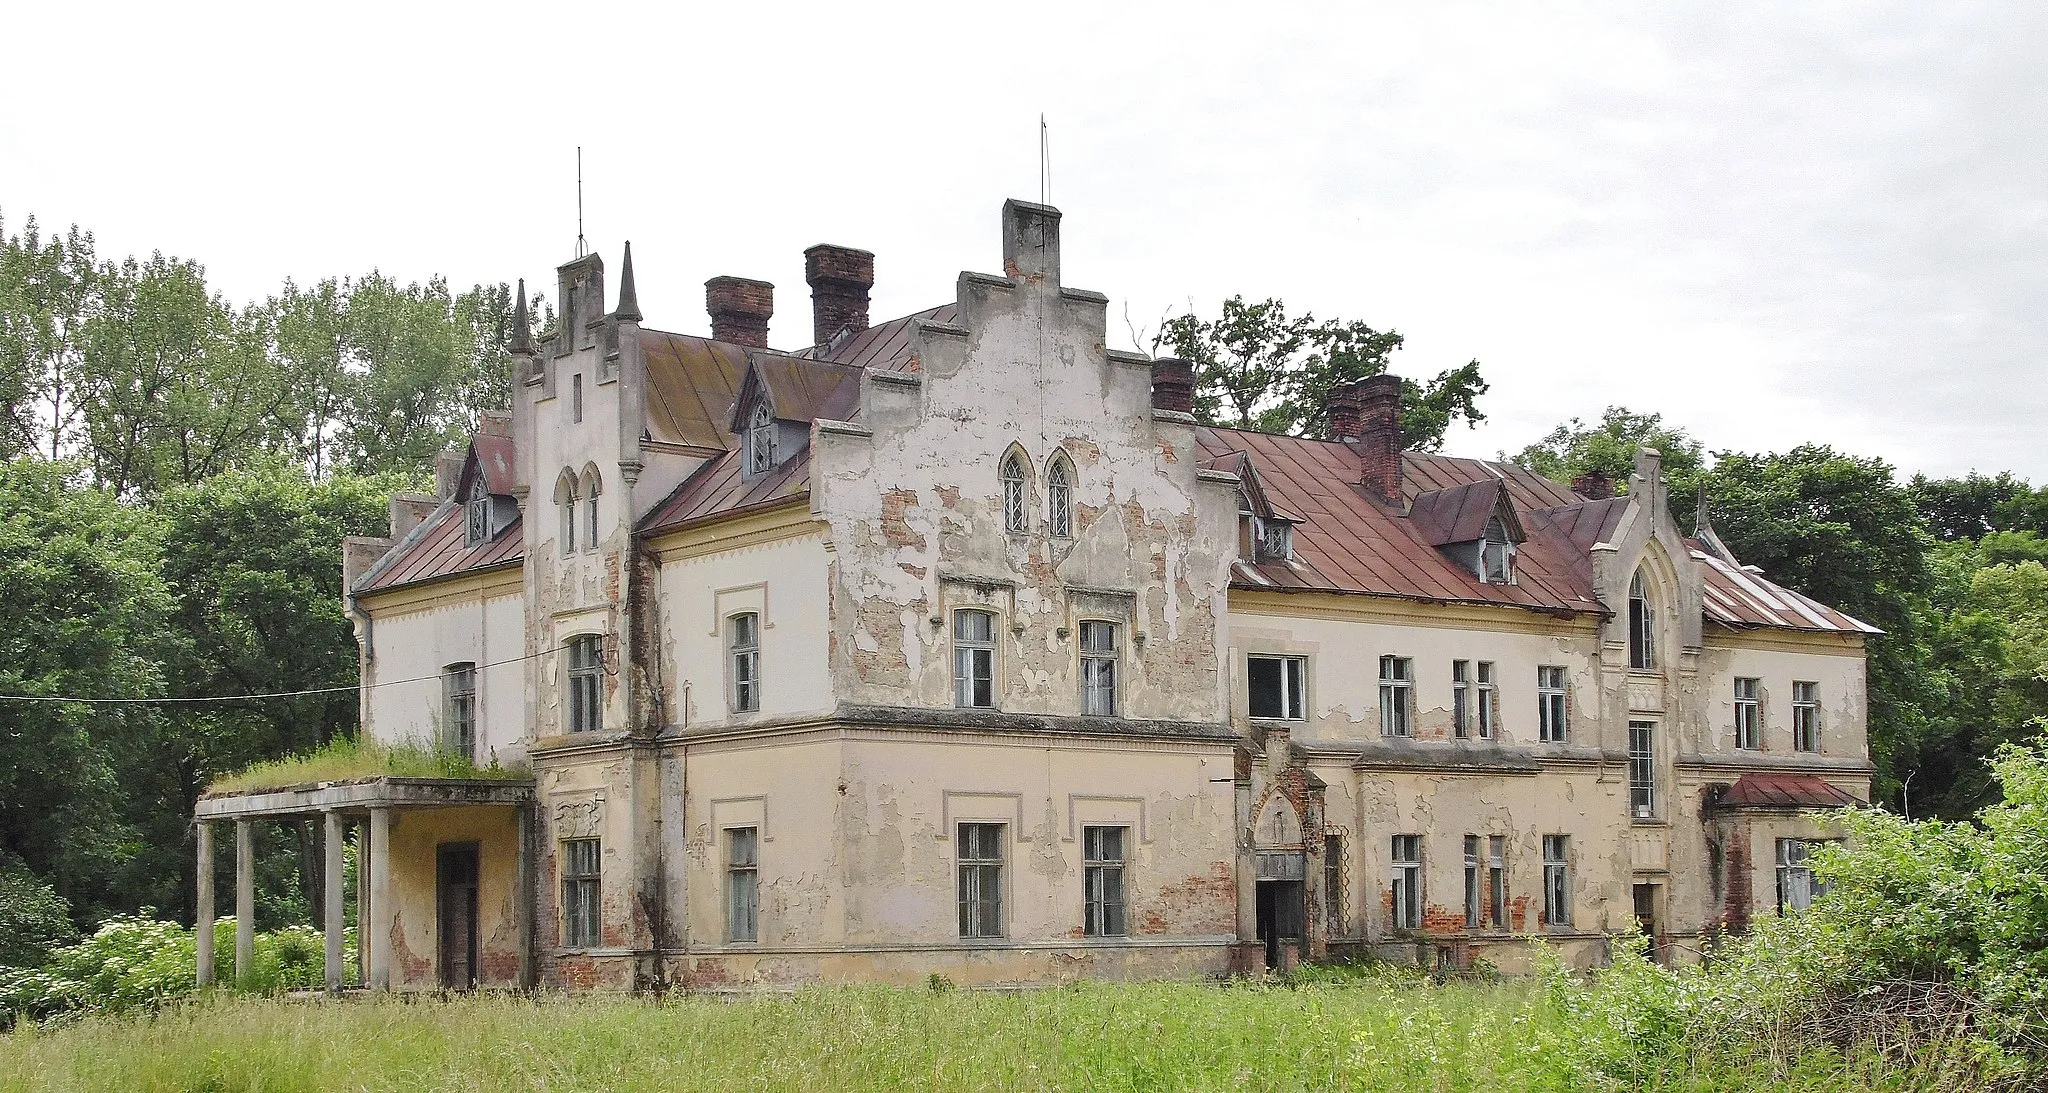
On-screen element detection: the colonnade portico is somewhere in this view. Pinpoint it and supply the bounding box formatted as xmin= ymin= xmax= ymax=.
xmin=193 ymin=777 xmax=535 ymax=993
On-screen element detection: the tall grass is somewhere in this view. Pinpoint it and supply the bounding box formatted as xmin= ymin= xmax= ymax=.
xmin=0 ymin=978 xmax=1985 ymax=1092
xmin=206 ymin=735 xmax=526 ymax=795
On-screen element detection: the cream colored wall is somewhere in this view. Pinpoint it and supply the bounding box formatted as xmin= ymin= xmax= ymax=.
xmin=655 ymin=533 xmax=834 ymax=731
xmin=363 ymin=592 xmax=527 ymax=764
xmin=382 ymin=805 xmax=524 ymax=991
xmin=1229 ymin=606 xmax=1601 ymax=745
xmin=1694 ymin=638 xmax=1869 ymax=762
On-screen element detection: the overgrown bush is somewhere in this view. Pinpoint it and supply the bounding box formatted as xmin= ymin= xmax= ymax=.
xmin=0 ymin=915 xmax=351 ymax=1026
xmin=0 ymin=868 xmax=75 ymax=969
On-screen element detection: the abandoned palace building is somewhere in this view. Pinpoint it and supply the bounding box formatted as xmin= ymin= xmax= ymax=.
xmin=194 ymin=199 xmax=1876 ymax=992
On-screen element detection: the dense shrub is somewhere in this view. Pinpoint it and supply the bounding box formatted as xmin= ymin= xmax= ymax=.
xmin=0 ymin=868 xmax=75 ymax=969
xmin=0 ymin=915 xmax=349 ymax=1025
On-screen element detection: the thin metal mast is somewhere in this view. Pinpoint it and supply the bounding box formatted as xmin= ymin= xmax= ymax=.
xmin=575 ymin=146 xmax=589 ymax=258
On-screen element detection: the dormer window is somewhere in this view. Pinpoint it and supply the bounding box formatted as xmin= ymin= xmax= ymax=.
xmin=1261 ymin=519 xmax=1293 ymax=562
xmin=464 ymin=476 xmax=490 ymax=547
xmin=746 ymin=402 xmax=776 ymax=477
xmin=1480 ymin=516 xmax=1515 ymax=584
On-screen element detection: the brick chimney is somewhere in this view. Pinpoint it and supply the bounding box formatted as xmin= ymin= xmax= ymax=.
xmin=706 ymin=276 xmax=773 ymax=348
xmin=1151 ymin=358 xmax=1195 ymax=414
xmin=1356 ymin=374 xmax=1404 ymax=502
xmin=1572 ymin=469 xmax=1615 ymax=500
xmin=804 ymin=244 xmax=874 ymax=348
xmin=1327 ymin=381 xmax=1364 ymax=442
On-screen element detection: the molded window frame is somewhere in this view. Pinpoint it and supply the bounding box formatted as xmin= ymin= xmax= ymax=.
xmin=952 ymin=608 xmax=998 ymax=709
xmin=725 ymin=826 xmax=759 ymax=943
xmin=1734 ymin=676 xmax=1762 ymax=750
xmin=560 ymin=837 xmax=601 ymax=948
xmin=1247 ymin=653 xmax=1307 ymax=721
xmin=443 ymin=662 xmax=477 ymax=758
xmin=1079 ymin=619 xmax=1118 ymax=717
xmin=1537 ymin=665 xmax=1570 ymax=743
xmin=565 ymin=634 xmax=603 ymax=734
xmin=1379 ymin=655 xmax=1413 ymax=738
xmin=1082 ymin=824 xmax=1127 ymax=938
xmin=1543 ymin=834 xmax=1572 ymax=927
xmin=1000 ymin=450 xmax=1031 ymax=534
xmin=1046 ymin=453 xmax=1074 ymax=539
xmin=728 ymin=611 xmax=761 ymax=714
xmin=1390 ymin=834 xmax=1423 ymax=931
xmin=1792 ymin=680 xmax=1820 ymax=752
xmin=957 ymin=822 xmax=1006 ymax=940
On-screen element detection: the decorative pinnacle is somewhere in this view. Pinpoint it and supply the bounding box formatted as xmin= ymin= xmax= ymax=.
xmin=510 ymin=278 xmax=534 ymax=356
xmin=614 ymin=241 xmax=642 ymax=323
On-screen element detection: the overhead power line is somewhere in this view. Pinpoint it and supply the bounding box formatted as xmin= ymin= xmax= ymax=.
xmin=0 ymin=645 xmax=562 ymax=706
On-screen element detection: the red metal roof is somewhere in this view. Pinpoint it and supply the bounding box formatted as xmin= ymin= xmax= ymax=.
xmin=1716 ymin=772 xmax=1863 ymax=810
xmin=354 ymin=497 xmax=522 ymax=593
xmin=818 ymin=305 xmax=956 ymax=372
xmin=639 ymin=448 xmax=812 ymax=534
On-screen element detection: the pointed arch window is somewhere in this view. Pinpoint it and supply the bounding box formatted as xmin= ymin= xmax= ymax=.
xmin=1001 ymin=452 xmax=1029 ymax=534
xmin=1628 ymin=569 xmax=1657 ymax=671
xmin=746 ymin=402 xmax=776 ymax=477
xmin=581 ymin=468 xmax=601 ymax=554
xmin=555 ymin=472 xmax=578 ymax=557
xmin=1046 ymin=456 xmax=1073 ymax=539
xmin=1481 ymin=515 xmax=1515 ymax=584
xmin=464 ymin=475 xmax=491 ymax=547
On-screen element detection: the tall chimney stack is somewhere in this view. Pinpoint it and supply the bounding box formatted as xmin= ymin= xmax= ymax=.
xmin=706 ymin=277 xmax=774 ymax=348
xmin=1571 ymin=469 xmax=1616 ymax=501
xmin=804 ymin=244 xmax=874 ymax=348
xmin=1151 ymin=358 xmax=1195 ymax=414
xmin=1355 ymin=374 xmax=1404 ymax=502
xmin=1326 ymin=381 xmax=1364 ymax=442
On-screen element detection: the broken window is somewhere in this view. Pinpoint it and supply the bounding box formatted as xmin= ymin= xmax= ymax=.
xmin=566 ymin=634 xmax=603 ymax=734
xmin=1629 ymin=721 xmax=1657 ymax=819
xmin=953 ymin=609 xmax=997 ymax=709
xmin=1481 ymin=515 xmax=1514 ymax=584
xmin=1452 ymin=660 xmax=1472 ymax=738
xmin=1047 ymin=456 xmax=1073 ymax=538
xmin=726 ymin=827 xmax=758 ymax=942
xmin=729 ymin=612 xmax=760 ymax=713
xmin=1486 ymin=835 xmax=1507 ymax=929
xmin=1082 ymin=825 xmax=1126 ymax=937
xmin=746 ymin=402 xmax=776 ymax=477
xmin=1247 ymin=655 xmax=1306 ymax=720
xmin=465 ymin=475 xmax=490 ymax=547
xmin=1079 ymin=620 xmax=1117 ymax=717
xmin=1390 ymin=834 xmax=1422 ymax=931
xmin=1463 ymin=835 xmax=1481 ymax=929
xmin=1001 ymin=452 xmax=1029 ymax=533
xmin=443 ymin=662 xmax=476 ymax=758
xmin=1379 ymin=655 xmax=1412 ymax=737
xmin=1543 ymin=834 xmax=1571 ymax=927
xmin=1734 ymin=677 xmax=1761 ymax=750
xmin=1793 ymin=681 xmax=1820 ymax=752
xmin=1628 ymin=569 xmax=1657 ymax=670
xmin=1476 ymin=661 xmax=1496 ymax=740
xmin=1776 ymin=838 xmax=1831 ymax=914
xmin=957 ymin=822 xmax=1005 ymax=939
xmin=1538 ymin=666 xmax=1569 ymax=743
xmin=560 ymin=838 xmax=601 ymax=947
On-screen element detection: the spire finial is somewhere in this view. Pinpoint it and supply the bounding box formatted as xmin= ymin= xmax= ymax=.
xmin=1695 ymin=481 xmax=1737 ymax=563
xmin=615 ymin=241 xmax=642 ymax=323
xmin=510 ymin=278 xmax=534 ymax=356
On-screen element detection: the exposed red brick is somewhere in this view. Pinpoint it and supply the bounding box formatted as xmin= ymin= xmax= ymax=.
xmin=879 ymin=489 xmax=925 ymax=549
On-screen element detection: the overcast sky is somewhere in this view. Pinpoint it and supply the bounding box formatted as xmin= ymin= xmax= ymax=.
xmin=6 ymin=2 xmax=2044 ymax=479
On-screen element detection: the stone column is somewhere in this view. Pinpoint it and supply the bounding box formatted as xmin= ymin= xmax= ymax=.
xmin=323 ymin=810 xmax=346 ymax=993
xmin=195 ymin=821 xmax=215 ymax=988
xmin=354 ymin=823 xmax=369 ymax=985
xmin=234 ymin=818 xmax=255 ymax=987
xmin=516 ymin=804 xmax=536 ymax=988
xmin=368 ymin=805 xmax=393 ymax=991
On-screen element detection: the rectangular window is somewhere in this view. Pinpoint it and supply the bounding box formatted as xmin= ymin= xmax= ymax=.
xmin=560 ymin=838 xmax=601 ymax=947
xmin=957 ymin=822 xmax=1005 ymax=939
xmin=566 ymin=635 xmax=603 ymax=734
xmin=1324 ymin=834 xmax=1344 ymax=936
xmin=1463 ymin=834 xmax=1481 ymax=928
xmin=1080 ymin=620 xmax=1118 ymax=717
xmin=1776 ymin=838 xmax=1831 ymax=914
xmin=1486 ymin=835 xmax=1507 ymax=929
xmin=1734 ymin=676 xmax=1761 ymax=750
xmin=1452 ymin=660 xmax=1471 ymax=738
xmin=1476 ymin=661 xmax=1496 ymax=740
xmin=1247 ymin=655 xmax=1307 ymax=720
xmin=1543 ymin=835 xmax=1571 ymax=927
xmin=1390 ymin=834 xmax=1422 ymax=931
xmin=1082 ymin=825 xmax=1126 ymax=937
xmin=1379 ymin=655 xmax=1412 ymax=737
xmin=729 ymin=612 xmax=760 ymax=713
xmin=725 ymin=827 xmax=758 ymax=942
xmin=572 ymin=373 xmax=584 ymax=423
xmin=1792 ymin=681 xmax=1820 ymax=752
xmin=443 ymin=662 xmax=476 ymax=758
xmin=1538 ymin=666 xmax=1569 ymax=743
xmin=953 ymin=610 xmax=996 ymax=709
xmin=1629 ymin=721 xmax=1657 ymax=819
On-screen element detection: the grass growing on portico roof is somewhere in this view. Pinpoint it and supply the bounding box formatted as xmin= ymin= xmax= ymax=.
xmin=206 ymin=736 xmax=527 ymax=796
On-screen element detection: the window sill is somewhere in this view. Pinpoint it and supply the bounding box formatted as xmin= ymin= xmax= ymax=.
xmin=1629 ymin=818 xmax=1670 ymax=828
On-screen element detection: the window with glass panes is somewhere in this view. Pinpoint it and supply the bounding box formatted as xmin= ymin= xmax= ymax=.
xmin=1628 ymin=721 xmax=1657 ymax=817
xmin=1463 ymin=835 xmax=1481 ymax=928
xmin=1734 ymin=677 xmax=1761 ymax=749
xmin=1629 ymin=570 xmax=1657 ymax=670
xmin=1538 ymin=666 xmax=1569 ymax=742
xmin=729 ymin=612 xmax=760 ymax=713
xmin=566 ymin=635 xmax=602 ymax=734
xmin=746 ymin=403 xmax=775 ymax=476
xmin=957 ymin=823 xmax=1005 ymax=939
xmin=560 ymin=838 xmax=601 ymax=947
xmin=1379 ymin=656 xmax=1412 ymax=737
xmin=1324 ymin=834 xmax=1344 ymax=936
xmin=444 ymin=663 xmax=476 ymax=757
xmin=1247 ymin=655 xmax=1306 ymax=720
xmin=1452 ymin=661 xmax=1472 ymax=738
xmin=725 ymin=827 xmax=758 ymax=942
xmin=1082 ymin=825 xmax=1126 ymax=937
xmin=1776 ymin=838 xmax=1830 ymax=914
xmin=1047 ymin=459 xmax=1072 ymax=538
xmin=1543 ymin=835 xmax=1571 ymax=926
xmin=953 ymin=610 xmax=996 ymax=708
xmin=1079 ymin=620 xmax=1117 ymax=716
xmin=1792 ymin=681 xmax=1820 ymax=752
xmin=1486 ymin=835 xmax=1507 ymax=928
xmin=1391 ymin=834 xmax=1422 ymax=930
xmin=1476 ymin=661 xmax=1497 ymax=739
xmin=1000 ymin=454 xmax=1028 ymax=533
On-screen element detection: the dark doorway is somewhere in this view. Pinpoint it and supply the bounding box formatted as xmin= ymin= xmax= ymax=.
xmin=1632 ymin=882 xmax=1662 ymax=965
xmin=1255 ymin=879 xmax=1304 ymax=969
xmin=437 ymin=842 xmax=480 ymax=990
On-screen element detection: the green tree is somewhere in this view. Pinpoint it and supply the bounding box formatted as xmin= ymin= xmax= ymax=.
xmin=1155 ymin=296 xmax=1487 ymax=449
xmin=0 ymin=214 xmax=97 ymax=460
xmin=1505 ymin=406 xmax=1705 ymax=494
xmin=1906 ymin=471 xmax=2035 ymax=542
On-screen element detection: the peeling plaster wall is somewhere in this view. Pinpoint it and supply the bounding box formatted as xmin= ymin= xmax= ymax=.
xmin=533 ymin=748 xmax=653 ymax=991
xmin=362 ymin=594 xmax=526 ymax=765
xmin=654 ymin=534 xmax=834 ymax=730
xmin=1693 ymin=639 xmax=1870 ymax=765
xmin=381 ymin=805 xmax=524 ymax=990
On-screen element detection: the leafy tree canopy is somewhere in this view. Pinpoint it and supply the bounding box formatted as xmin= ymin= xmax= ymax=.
xmin=1504 ymin=406 xmax=1705 ymax=493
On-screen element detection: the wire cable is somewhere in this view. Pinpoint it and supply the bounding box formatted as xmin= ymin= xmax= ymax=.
xmin=0 ymin=644 xmax=562 ymax=706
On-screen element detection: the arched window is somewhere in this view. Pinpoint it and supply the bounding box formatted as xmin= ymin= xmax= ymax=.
xmin=1628 ymin=569 xmax=1657 ymax=670
xmin=464 ymin=475 xmax=491 ymax=547
xmin=1000 ymin=452 xmax=1029 ymax=533
xmin=554 ymin=472 xmax=578 ymax=556
xmin=1046 ymin=456 xmax=1073 ymax=538
xmin=746 ymin=402 xmax=776 ymax=476
xmin=581 ymin=468 xmax=601 ymax=554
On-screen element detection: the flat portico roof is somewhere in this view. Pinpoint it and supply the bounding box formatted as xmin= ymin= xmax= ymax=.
xmin=194 ymin=776 xmax=535 ymax=821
